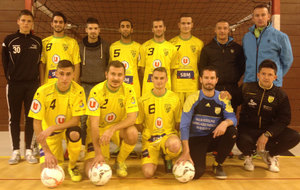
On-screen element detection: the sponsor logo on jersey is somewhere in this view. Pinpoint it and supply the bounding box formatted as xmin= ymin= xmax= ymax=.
xmin=268 ymin=96 xmax=274 ymax=103
xmin=205 ymin=103 xmax=210 ymax=107
xmin=177 ymin=71 xmax=194 ymax=79
xmin=124 ymin=76 xmax=133 ymax=84
xmin=155 ymin=117 xmax=163 ymax=129
xmin=164 ymin=104 xmax=171 ymax=113
xmin=147 ymin=74 xmax=153 ymax=82
xmin=31 ymin=99 xmax=41 ymax=113
xmin=131 ymin=97 xmax=136 ymax=104
xmin=88 ymin=98 xmax=99 ymax=111
xmin=181 ymin=56 xmax=190 ymax=65
xmin=52 ymin=54 xmax=60 ymax=64
xmin=215 ymin=107 xmax=221 ymax=115
xmin=48 ymin=69 xmax=57 ymax=79
xmin=122 ymin=61 xmax=129 ymax=70
xmin=153 ymin=59 xmax=162 ymax=68
xmin=79 ymin=100 xmax=84 ymax=108
xmin=248 ymin=99 xmax=257 ymax=107
xmin=105 ymin=112 xmax=116 ymax=122
xmin=29 ymin=44 xmax=38 ymax=49
xmin=55 ymin=115 xmax=66 ymax=124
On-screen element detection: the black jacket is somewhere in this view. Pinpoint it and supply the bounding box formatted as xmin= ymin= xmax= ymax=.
xmin=239 ymin=82 xmax=291 ymax=138
xmin=2 ymin=30 xmax=42 ymax=83
xmin=198 ymin=37 xmax=245 ymax=85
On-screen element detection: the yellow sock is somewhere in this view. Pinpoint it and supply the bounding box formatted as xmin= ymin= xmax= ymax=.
xmin=117 ymin=141 xmax=135 ymax=163
xmin=213 ymin=161 xmax=219 ymax=166
xmin=67 ymin=139 xmax=81 ymax=169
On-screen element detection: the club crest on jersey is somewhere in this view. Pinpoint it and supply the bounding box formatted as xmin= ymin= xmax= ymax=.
xmin=118 ymin=99 xmax=124 ymax=108
xmin=163 ymin=49 xmax=169 ymax=56
xmin=56 ymin=115 xmax=66 ymax=124
xmin=131 ymin=97 xmax=136 ymax=104
xmin=153 ymin=59 xmax=162 ymax=68
xmin=230 ymin=49 xmax=235 ymax=54
xmin=181 ymin=56 xmax=190 ymax=65
xmin=30 ymin=99 xmax=41 ymax=113
xmin=164 ymin=104 xmax=171 ymax=113
xmin=105 ymin=113 xmax=116 ymax=122
xmin=131 ymin=50 xmax=136 ymax=57
xmin=122 ymin=61 xmax=129 ymax=70
xmin=190 ymin=45 xmax=196 ymax=53
xmin=52 ymin=54 xmax=60 ymax=64
xmin=79 ymin=100 xmax=84 ymax=108
xmin=268 ymin=96 xmax=275 ymax=103
xmin=215 ymin=107 xmax=221 ymax=115
xmin=155 ymin=117 xmax=163 ymax=129
xmin=88 ymin=98 xmax=99 ymax=111
xmin=62 ymin=43 xmax=68 ymax=51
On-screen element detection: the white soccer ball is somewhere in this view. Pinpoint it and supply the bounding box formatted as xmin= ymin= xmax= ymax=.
xmin=173 ymin=161 xmax=195 ymax=183
xmin=89 ymin=163 xmax=112 ymax=186
xmin=41 ymin=165 xmax=65 ymax=188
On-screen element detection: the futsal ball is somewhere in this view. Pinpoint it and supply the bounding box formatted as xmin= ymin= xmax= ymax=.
xmin=41 ymin=165 xmax=65 ymax=188
xmin=89 ymin=163 xmax=112 ymax=186
xmin=173 ymin=161 xmax=195 ymax=183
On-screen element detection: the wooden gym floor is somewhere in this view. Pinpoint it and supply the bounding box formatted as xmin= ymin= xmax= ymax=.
xmin=0 ymin=155 xmax=300 ymax=190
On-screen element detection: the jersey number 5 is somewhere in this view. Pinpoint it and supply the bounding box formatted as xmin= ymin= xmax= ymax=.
xmin=114 ymin=49 xmax=120 ymax=57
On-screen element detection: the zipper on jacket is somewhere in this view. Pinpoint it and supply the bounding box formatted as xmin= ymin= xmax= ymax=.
xmin=255 ymin=27 xmax=267 ymax=82
xmin=257 ymin=89 xmax=266 ymax=128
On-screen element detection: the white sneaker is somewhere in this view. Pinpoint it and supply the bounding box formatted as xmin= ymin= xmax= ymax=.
xmin=9 ymin=150 xmax=21 ymax=165
xmin=244 ymin=155 xmax=254 ymax=171
xmin=25 ymin=149 xmax=38 ymax=164
xmin=258 ymin=150 xmax=270 ymax=165
xmin=268 ymin=156 xmax=280 ymax=172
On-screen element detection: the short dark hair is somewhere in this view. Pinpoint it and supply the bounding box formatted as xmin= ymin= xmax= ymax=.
xmin=216 ymin=19 xmax=230 ymax=26
xmin=119 ymin=18 xmax=133 ymax=28
xmin=153 ymin=18 xmax=164 ymax=26
xmin=200 ymin=66 xmax=218 ymax=78
xmin=153 ymin=67 xmax=168 ymax=76
xmin=52 ymin=11 xmax=67 ymax=23
xmin=57 ymin=60 xmax=74 ymax=70
xmin=86 ymin=17 xmax=99 ymax=26
xmin=107 ymin=61 xmax=125 ymax=74
xmin=253 ymin=4 xmax=270 ymax=13
xmin=258 ymin=59 xmax=277 ymax=74
xmin=18 ymin=9 xmax=33 ymax=19
xmin=179 ymin=13 xmax=193 ymax=21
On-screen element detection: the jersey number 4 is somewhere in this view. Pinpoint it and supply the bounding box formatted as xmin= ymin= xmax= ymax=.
xmin=50 ymin=99 xmax=56 ymax=110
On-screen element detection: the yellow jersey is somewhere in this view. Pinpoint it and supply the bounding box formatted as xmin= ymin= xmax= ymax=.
xmin=109 ymin=40 xmax=141 ymax=97
xmin=139 ymin=39 xmax=178 ymax=96
xmin=136 ymin=90 xmax=181 ymax=141
xmin=41 ymin=35 xmax=81 ymax=83
xmin=169 ymin=35 xmax=204 ymax=92
xmin=86 ymin=81 xmax=138 ymax=128
xmin=28 ymin=80 xmax=86 ymax=132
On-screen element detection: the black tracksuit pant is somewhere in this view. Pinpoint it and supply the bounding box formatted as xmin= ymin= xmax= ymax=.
xmin=6 ymin=82 xmax=39 ymax=150
xmin=189 ymin=126 xmax=237 ymax=179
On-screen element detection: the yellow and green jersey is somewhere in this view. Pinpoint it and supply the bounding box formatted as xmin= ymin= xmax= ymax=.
xmin=109 ymin=40 xmax=141 ymax=97
xmin=28 ymin=80 xmax=86 ymax=132
xmin=139 ymin=39 xmax=178 ymax=96
xmin=41 ymin=35 xmax=81 ymax=83
xmin=136 ymin=89 xmax=181 ymax=141
xmin=169 ymin=35 xmax=204 ymax=92
xmin=86 ymin=81 xmax=138 ymax=128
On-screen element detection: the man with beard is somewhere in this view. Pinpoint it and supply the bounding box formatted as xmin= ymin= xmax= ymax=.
xmin=110 ymin=19 xmax=141 ymax=97
xmin=79 ymin=17 xmax=110 ymax=158
xmin=40 ymin=12 xmax=81 ymax=84
xmin=139 ymin=19 xmax=178 ymax=96
xmin=177 ymin=66 xmax=237 ymax=180
xmin=84 ymin=61 xmax=138 ymax=178
xmin=39 ymin=12 xmax=82 ymax=182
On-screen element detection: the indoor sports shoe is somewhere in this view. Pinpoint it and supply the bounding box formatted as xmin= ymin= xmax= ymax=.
xmin=258 ymin=150 xmax=270 ymax=165
xmin=164 ymin=159 xmax=173 ymax=173
xmin=115 ymin=162 xmax=128 ymax=177
xmin=68 ymin=166 xmax=82 ymax=182
xmin=268 ymin=156 xmax=280 ymax=173
xmin=212 ymin=164 xmax=227 ymax=179
xmin=25 ymin=149 xmax=38 ymax=164
xmin=244 ymin=155 xmax=254 ymax=171
xmin=8 ymin=150 xmax=21 ymax=165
